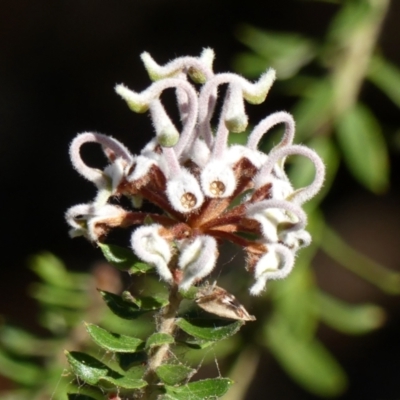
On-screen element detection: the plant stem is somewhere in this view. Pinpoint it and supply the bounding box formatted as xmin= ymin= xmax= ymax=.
xmin=140 ymin=284 xmax=183 ymax=399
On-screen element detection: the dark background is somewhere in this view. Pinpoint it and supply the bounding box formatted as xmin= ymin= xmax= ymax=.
xmin=1 ymin=1 xmax=400 ymax=398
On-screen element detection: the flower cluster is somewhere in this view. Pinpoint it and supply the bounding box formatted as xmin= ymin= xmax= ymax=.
xmin=66 ymin=49 xmax=325 ymax=295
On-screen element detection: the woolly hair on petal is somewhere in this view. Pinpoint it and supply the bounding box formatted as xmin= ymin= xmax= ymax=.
xmin=250 ymin=208 xmax=287 ymax=243
xmin=69 ymin=132 xmax=133 ymax=189
xmin=166 ymin=169 xmax=204 ymax=213
xmin=281 ymin=229 xmax=312 ymax=250
xmin=126 ymin=155 xmax=157 ymax=182
xmin=200 ymin=160 xmax=237 ymax=198
xmin=250 ymin=244 xmax=295 ymax=296
xmin=131 ymin=225 xmax=173 ymax=283
xmin=254 ymin=144 xmax=325 ymax=204
xmin=178 ymin=236 xmax=218 ymax=291
xmin=65 ymin=203 xmax=93 ymax=238
xmin=247 ymin=111 xmax=295 ymax=151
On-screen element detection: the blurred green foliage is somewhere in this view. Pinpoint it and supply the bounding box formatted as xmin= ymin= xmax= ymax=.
xmin=227 ymin=0 xmax=400 ymax=396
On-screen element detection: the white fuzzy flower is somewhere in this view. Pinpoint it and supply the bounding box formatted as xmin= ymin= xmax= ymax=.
xmin=178 ymin=236 xmax=218 ymax=291
xmin=131 ymin=225 xmax=173 ymax=283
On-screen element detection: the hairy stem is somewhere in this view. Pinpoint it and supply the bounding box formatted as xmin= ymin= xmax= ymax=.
xmin=140 ymin=284 xmax=183 ymax=399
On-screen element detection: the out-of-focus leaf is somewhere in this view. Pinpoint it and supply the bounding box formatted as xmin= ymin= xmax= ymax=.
xmin=0 ymin=326 xmax=58 ymax=356
xmin=176 ymin=319 xmax=243 ymax=342
xmin=162 ymin=378 xmax=233 ymax=400
xmin=29 ymin=253 xmax=89 ymax=290
xmin=85 ymin=323 xmax=144 ymax=353
xmin=369 ymin=54 xmax=400 ymax=108
xmin=234 ymin=24 xmax=316 ymax=79
xmin=98 ymin=243 xmax=153 ymax=274
xmin=29 ymin=283 xmax=88 ymax=309
xmin=336 ymin=103 xmax=389 ymax=193
xmin=231 ymin=53 xmax=270 ymax=78
xmin=320 ymin=223 xmax=400 ymax=294
xmin=265 ymin=316 xmax=347 ymax=397
xmin=99 ymin=290 xmax=149 ymax=319
xmin=0 ymin=349 xmax=42 ymax=385
xmin=145 ymin=333 xmax=174 ymax=349
xmin=315 ymin=291 xmax=385 ymax=334
xmin=156 ymin=364 xmax=195 ymax=385
xmin=269 ymin=262 xmax=317 ymax=340
xmin=292 ymin=80 xmax=334 ymax=141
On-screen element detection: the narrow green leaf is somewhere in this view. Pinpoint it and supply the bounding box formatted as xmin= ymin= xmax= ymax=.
xmin=0 ymin=349 xmax=42 ymax=385
xmin=234 ymin=24 xmax=316 ymax=79
xmin=315 ymin=291 xmax=385 ymax=335
xmin=176 ymin=318 xmax=243 ymax=341
xmin=163 ymin=378 xmax=233 ymax=400
xmin=65 ymin=351 xmax=147 ymax=390
xmin=85 ymin=323 xmax=144 ymax=353
xmin=98 ymin=243 xmax=153 ymax=274
xmin=369 ymin=54 xmax=400 ymax=108
xmin=65 ymin=351 xmax=109 ymax=385
xmin=99 ymin=290 xmax=149 ymax=319
xmin=122 ymin=291 xmax=168 ymax=310
xmin=265 ymin=316 xmax=347 ymax=397
xmin=29 ymin=283 xmax=88 ymax=309
xmin=146 ymin=333 xmax=174 ymax=349
xmin=156 ymin=364 xmax=195 ymax=385
xmin=0 ymin=326 xmax=58 ymax=356
xmin=99 ymin=374 xmax=147 ymax=390
xmin=269 ymin=262 xmax=318 ymax=340
xmin=29 ymin=253 xmax=72 ymax=288
xmin=180 ymin=340 xmax=214 ymax=350
xmin=292 ymin=80 xmax=334 ymax=141
xmin=320 ymin=223 xmax=400 ymax=294
xmin=117 ymin=352 xmax=147 ymax=371
xmin=336 ymin=103 xmax=389 ymax=193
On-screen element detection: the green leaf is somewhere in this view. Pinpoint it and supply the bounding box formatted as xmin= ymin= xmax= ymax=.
xmin=0 ymin=326 xmax=58 ymax=356
xmin=265 ymin=316 xmax=347 ymax=397
xmin=163 ymin=378 xmax=233 ymax=400
xmin=99 ymin=290 xmax=149 ymax=319
xmin=98 ymin=243 xmax=153 ymax=274
xmin=122 ymin=291 xmax=168 ymax=310
xmin=315 ymin=291 xmax=385 ymax=335
xmin=65 ymin=351 xmax=109 ymax=385
xmin=269 ymin=262 xmax=318 ymax=340
xmin=336 ymin=103 xmax=389 ymax=193
xmin=292 ymin=80 xmax=334 ymax=141
xmin=146 ymin=333 xmax=174 ymax=349
xmin=29 ymin=283 xmax=88 ymax=309
xmin=65 ymin=351 xmax=147 ymax=390
xmin=176 ymin=318 xmax=243 ymax=341
xmin=156 ymin=364 xmax=195 ymax=385
xmin=85 ymin=323 xmax=144 ymax=353
xmin=99 ymin=374 xmax=147 ymax=390
xmin=0 ymin=349 xmax=42 ymax=385
xmin=117 ymin=352 xmax=147 ymax=371
xmin=29 ymin=252 xmax=89 ymax=290
xmin=369 ymin=54 xmax=400 ymax=109
xmin=234 ymin=24 xmax=316 ymax=79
